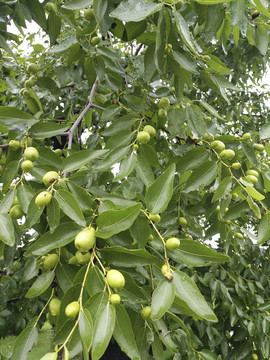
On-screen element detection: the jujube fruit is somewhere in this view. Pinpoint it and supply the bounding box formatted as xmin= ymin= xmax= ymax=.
xmin=143 ymin=125 xmax=156 ymax=138
xmin=84 ymin=9 xmax=95 ymax=21
xmin=9 ymin=205 xmax=24 ymax=219
xmin=232 ymin=193 xmax=238 ymax=201
xmin=166 ymin=237 xmax=180 ymax=251
xmin=9 ymin=140 xmax=21 ymax=151
xmin=21 ymin=160 xmax=33 ymax=172
xmin=246 ymin=169 xmax=259 ymax=177
xmin=43 ymin=171 xmax=59 ymax=187
xmin=254 ymin=143 xmax=264 ymax=152
xmin=219 ymin=149 xmax=235 ymax=160
xmin=149 ymin=214 xmax=160 ymax=223
xmin=68 ymin=256 xmax=78 ymax=265
xmin=148 ymin=234 xmax=154 ymax=241
xmin=74 ymin=227 xmax=96 ymax=252
xmin=161 ymin=264 xmax=169 ymax=275
xmin=91 ymin=36 xmax=101 ymax=46
xmin=244 ymin=175 xmax=258 ymax=185
xmin=54 ymin=149 xmax=62 ymax=156
xmin=159 ymin=97 xmax=170 ymax=109
xmin=158 ymin=108 xmax=167 ymax=119
xmin=110 ymin=294 xmax=121 ymax=304
xmin=242 ymin=132 xmax=251 ymax=141
xmin=65 ymin=301 xmax=80 ymax=319
xmin=25 ymin=78 xmax=35 ymax=88
xmin=252 ymin=354 xmax=258 ymax=360
xmin=137 ymin=131 xmax=150 ymax=144
xmin=231 ymin=162 xmax=241 ymax=170
xmin=141 ymin=306 xmax=152 ymax=319
xmin=49 ymin=298 xmax=61 ymax=316
xmin=43 ymin=254 xmax=58 ymax=270
xmin=24 ymin=147 xmax=39 ymax=161
xmin=27 ymin=63 xmax=38 ymax=74
xmin=178 ymin=217 xmax=187 ymax=227
xmin=75 ymin=251 xmax=91 ymax=264
xmin=133 ymin=144 xmax=138 ymax=151
xmin=107 ymin=269 xmax=125 ymax=291
xmin=235 ymin=232 xmax=244 ymax=239
xmin=35 ymin=191 xmax=52 ymax=207
xmin=45 ymin=2 xmax=57 ymax=13
xmin=210 ymin=140 xmax=225 ymax=153
xmin=12 ymin=196 xmax=19 ymax=206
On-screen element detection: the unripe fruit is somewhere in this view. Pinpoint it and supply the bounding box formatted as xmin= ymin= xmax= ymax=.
xmin=219 ymin=149 xmax=235 ymax=160
xmin=35 ymin=191 xmax=52 ymax=207
xmin=49 ymin=298 xmax=61 ymax=316
xmin=244 ymin=175 xmax=258 ymax=185
xmin=75 ymin=251 xmax=91 ymax=264
xmin=74 ymin=227 xmax=96 ymax=252
xmin=21 ymin=137 xmax=32 ymax=147
xmin=27 ymin=63 xmax=38 ymax=74
xmin=231 ymin=162 xmax=241 ymax=170
xmin=164 ymin=272 xmax=173 ymax=281
xmin=159 ymin=97 xmax=170 ymax=109
xmin=143 ymin=125 xmax=156 ymax=138
xmin=54 ymin=149 xmax=62 ymax=156
xmin=252 ymin=354 xmax=258 ymax=360
xmin=148 ymin=234 xmax=154 ymax=241
xmin=23 ymin=89 xmax=31 ymax=98
xmin=84 ymin=8 xmax=95 ymax=21
xmin=149 ymin=214 xmax=160 ymax=223
xmin=246 ymin=170 xmax=259 ymax=178
xmin=110 ymin=294 xmax=121 ymax=304
xmin=158 ymin=108 xmax=167 ymax=119
xmin=68 ymin=256 xmax=78 ymax=265
xmin=141 ymin=306 xmax=152 ymax=319
xmin=45 ymin=2 xmax=57 ymax=12
xmin=232 ymin=192 xmax=238 ymax=201
xmin=42 ymin=171 xmax=59 ymax=187
xmin=24 ymin=147 xmax=39 ymax=161
xmin=43 ymin=254 xmax=58 ymax=270
xmin=161 ymin=264 xmax=169 ymax=275
xmin=133 ymin=144 xmax=138 ymax=151
xmin=137 ymin=131 xmax=150 ymax=144
xmin=166 ymin=237 xmax=180 ymax=251
xmin=107 ymin=269 xmax=125 ymax=291
xmin=65 ymin=301 xmax=80 ymax=319
xmin=254 ymin=143 xmax=265 ymax=152
xmin=91 ymin=36 xmax=101 ymax=46
xmin=235 ymin=232 xmax=244 ymax=239
xmin=165 ymin=44 xmax=172 ymax=53
xmin=9 ymin=205 xmax=24 ymax=219
xmin=9 ymin=140 xmax=21 ymax=151
xmin=21 ymin=160 xmax=33 ymax=172
xmin=242 ymin=132 xmax=251 ymax=141
xmin=179 ymin=217 xmax=187 ymax=227
xmin=210 ymin=140 xmax=225 ymax=153
xmin=12 ymin=196 xmax=20 ymax=206
xmin=25 ymin=78 xmax=35 ymax=88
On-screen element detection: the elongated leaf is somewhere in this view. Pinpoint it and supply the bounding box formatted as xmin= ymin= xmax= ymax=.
xmin=171 ymin=51 xmax=198 ymax=74
xmin=3 ymin=160 xmax=19 ymax=192
xmin=11 ymin=318 xmax=38 ymax=360
xmin=260 ymin=123 xmax=270 ymax=140
xmin=151 ymin=279 xmax=175 ymax=320
xmin=212 ymin=177 xmax=232 ymax=202
xmin=245 ymin=185 xmax=265 ymax=201
xmin=152 ymin=335 xmax=165 ymax=360
xmin=94 ymin=146 xmax=130 ymax=171
xmin=113 ymin=304 xmax=140 ymax=360
xmin=114 ymin=153 xmax=137 ymax=181
xmin=173 ymin=269 xmax=217 ymax=322
xmin=25 ymin=222 xmax=81 ymax=256
xmin=186 ymin=105 xmax=205 ymax=137
xmin=129 ymin=213 xmax=151 ymax=248
xmin=26 ymin=271 xmax=55 ymax=298
xmin=199 ymin=349 xmax=218 ymax=360
xmin=195 ymin=0 xmax=234 ymax=3
xmin=17 ymin=184 xmax=34 ymax=214
xmin=0 ymin=188 xmax=15 ymax=214
xmin=30 ymin=122 xmax=68 ymax=139
xmin=100 ymin=246 xmax=158 ymax=267
xmin=85 ymin=291 xmax=109 ymax=323
xmin=254 ymin=0 xmax=270 ymax=18
xmin=255 ymin=24 xmax=268 ymax=56
xmin=0 ymin=107 xmax=38 ymax=127
xmin=96 ymin=203 xmax=141 ymax=239
xmin=171 ymin=239 xmax=230 ymax=267
xmin=54 ymin=189 xmax=85 ymax=226
xmin=110 ymin=0 xmax=162 ymax=22
xmin=47 ymin=197 xmax=60 ymax=231
xmin=62 ymin=0 xmax=93 ymax=9
xmin=152 ymin=318 xmax=178 ymax=352
xmin=91 ymin=304 xmax=116 ymax=360
xmin=177 ymin=147 xmax=209 ymax=172
xmin=0 ymin=34 xmax=17 ymax=61
xmin=0 ymin=214 xmax=15 ymax=246
xmin=79 ymin=309 xmax=93 ymax=359
xmin=85 ymin=265 xmax=105 ymax=296
xmin=136 ymin=152 xmax=155 ymax=188
xmin=145 ymin=163 xmax=175 ymax=214
xmin=62 ymin=149 xmax=108 ymax=172
xmin=185 ymin=161 xmax=219 ymax=193
xmin=40 ymin=353 xmax=57 ymax=360
xmin=257 ymin=212 xmax=270 ymax=245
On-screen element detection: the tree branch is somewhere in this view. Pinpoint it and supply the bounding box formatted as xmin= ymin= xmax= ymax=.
xmin=0 ymin=144 xmax=9 ymax=149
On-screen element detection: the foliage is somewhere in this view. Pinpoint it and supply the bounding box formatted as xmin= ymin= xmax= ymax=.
xmin=0 ymin=0 xmax=270 ymax=359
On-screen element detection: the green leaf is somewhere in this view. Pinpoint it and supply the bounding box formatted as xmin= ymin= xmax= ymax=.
xmin=177 ymin=147 xmax=209 ymax=172
xmin=79 ymin=309 xmax=93 ymax=359
xmin=255 ymin=24 xmax=268 ymax=56
xmin=224 ymin=201 xmax=249 ymax=221
xmin=0 ymin=214 xmax=15 ymax=246
xmin=195 ymin=0 xmax=234 ymax=2
xmin=114 ymin=153 xmax=137 ymax=181
xmin=22 ymin=258 xmax=39 ymax=283
xmin=173 ymin=269 xmax=217 ymax=322
xmin=62 ymin=149 xmax=108 ymax=172
xmin=171 ymin=51 xmax=198 ymax=74
xmin=171 ymin=239 xmax=230 ymax=267
xmin=110 ymin=0 xmax=162 ymax=22
xmin=136 ymin=152 xmax=155 ymax=188
xmin=27 ymin=0 xmax=47 ymax=30
xmin=62 ymin=0 xmax=93 ymax=10
xmin=85 ymin=291 xmax=109 ymax=323
xmin=54 ymin=189 xmax=86 ymax=227
xmin=245 ymin=185 xmax=265 ymax=201
xmin=242 ymin=142 xmax=258 ymax=166
xmin=199 ymin=349 xmax=218 ymax=360
xmin=17 ymin=184 xmax=34 ymax=214
xmin=91 ymin=304 xmax=116 ymax=360
xmin=113 ymin=304 xmax=140 ymax=360
xmin=200 ymin=100 xmax=224 ymax=120
xmin=246 ymin=196 xmax=261 ymax=219
xmin=85 ymin=265 xmax=105 ymax=296
xmin=254 ymin=0 xmax=270 ymax=18
xmin=260 ymin=123 xmax=270 ymax=140
xmin=0 ymin=188 xmax=15 ymax=214
xmin=3 ymin=160 xmax=19 ymax=192
xmin=151 ymin=279 xmax=175 ymax=320
xmin=152 ymin=318 xmax=178 ymax=352
xmin=48 ymin=12 xmax=61 ymax=45
xmin=152 ymin=335 xmax=165 ymax=360
xmin=25 ymin=223 xmax=81 ymax=256
xmin=129 ymin=213 xmax=151 ymax=248
xmin=56 ymin=263 xmax=76 ymax=292
xmin=102 ymin=115 xmax=137 ymax=136
xmin=46 ymin=197 xmax=60 ymax=231
xmin=96 ymin=203 xmax=141 ymax=239
xmin=11 ymin=318 xmax=38 ymax=360
xmin=257 ymin=212 xmax=270 ymax=245
xmin=30 ymin=122 xmax=68 ymax=139
xmin=0 ymin=34 xmax=17 ymax=61
xmin=145 ymin=163 xmax=175 ymax=214
xmin=185 ymin=105 xmax=205 ymax=137
xmin=93 ymin=146 xmax=130 ymax=171
xmin=24 ymin=192 xmax=43 ymax=229
xmin=212 ymin=177 xmax=232 ymax=202
xmin=185 ymin=161 xmax=219 ymax=193
xmin=100 ymin=246 xmax=158 ymax=267
xmin=25 ymin=271 xmax=55 ymax=298
xmin=40 ymin=353 xmax=58 ymax=360
xmin=67 ymin=182 xmax=93 ymax=212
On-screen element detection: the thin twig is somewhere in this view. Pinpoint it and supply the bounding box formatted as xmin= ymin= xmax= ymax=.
xmin=135 ymin=43 xmax=144 ymax=57
xmin=0 ymin=144 xmax=9 ymax=149
xmin=92 ymin=104 xmax=105 ymax=111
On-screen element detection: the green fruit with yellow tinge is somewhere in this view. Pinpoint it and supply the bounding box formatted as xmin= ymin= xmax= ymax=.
xmin=49 ymin=298 xmax=61 ymax=316
xmin=84 ymin=9 xmax=95 ymax=21
xmin=235 ymin=232 xmax=244 ymax=239
xmin=74 ymin=227 xmax=96 ymax=252
xmin=21 ymin=160 xmax=33 ymax=172
xmin=210 ymin=140 xmax=225 ymax=153
xmin=91 ymin=36 xmax=101 ymax=46
xmin=166 ymin=237 xmax=180 ymax=251
xmin=159 ymin=97 xmax=170 ymax=109
xmin=148 ymin=234 xmax=154 ymax=241
xmin=133 ymin=144 xmax=138 ymax=151
xmin=12 ymin=196 xmax=20 ymax=206
xmin=149 ymin=214 xmax=160 ymax=223
xmin=107 ymin=269 xmax=125 ymax=291
xmin=246 ymin=169 xmax=259 ymax=178
xmin=254 ymin=143 xmax=265 ymax=152
xmin=161 ymin=264 xmax=169 ymax=275
xmin=110 ymin=294 xmax=121 ymax=304
xmin=137 ymin=131 xmax=150 ymax=144
xmin=244 ymin=175 xmax=258 ymax=185
xmin=219 ymin=149 xmax=235 ymax=160
xmin=143 ymin=125 xmax=156 ymax=138
xmin=179 ymin=217 xmax=187 ymax=227
xmin=242 ymin=132 xmax=251 ymax=141
xmin=25 ymin=78 xmax=35 ymax=88
xmin=232 ymin=193 xmax=238 ymax=201
xmin=252 ymin=354 xmax=258 ymax=360
xmin=24 ymin=147 xmax=39 ymax=162
xmin=45 ymin=2 xmax=57 ymax=12
xmin=141 ymin=306 xmax=152 ymax=319
xmin=35 ymin=191 xmax=52 ymax=207
xmin=9 ymin=205 xmax=24 ymax=219
xmin=43 ymin=254 xmax=58 ymax=270
xmin=54 ymin=149 xmax=62 ymax=156
xmin=231 ymin=162 xmax=241 ymax=170
xmin=43 ymin=171 xmax=59 ymax=187
xmin=75 ymin=251 xmax=91 ymax=264
xmin=27 ymin=63 xmax=38 ymax=74
xmin=9 ymin=140 xmax=21 ymax=151
xmin=68 ymin=256 xmax=78 ymax=265
xmin=158 ymin=108 xmax=167 ymax=119
xmin=65 ymin=301 xmax=80 ymax=319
